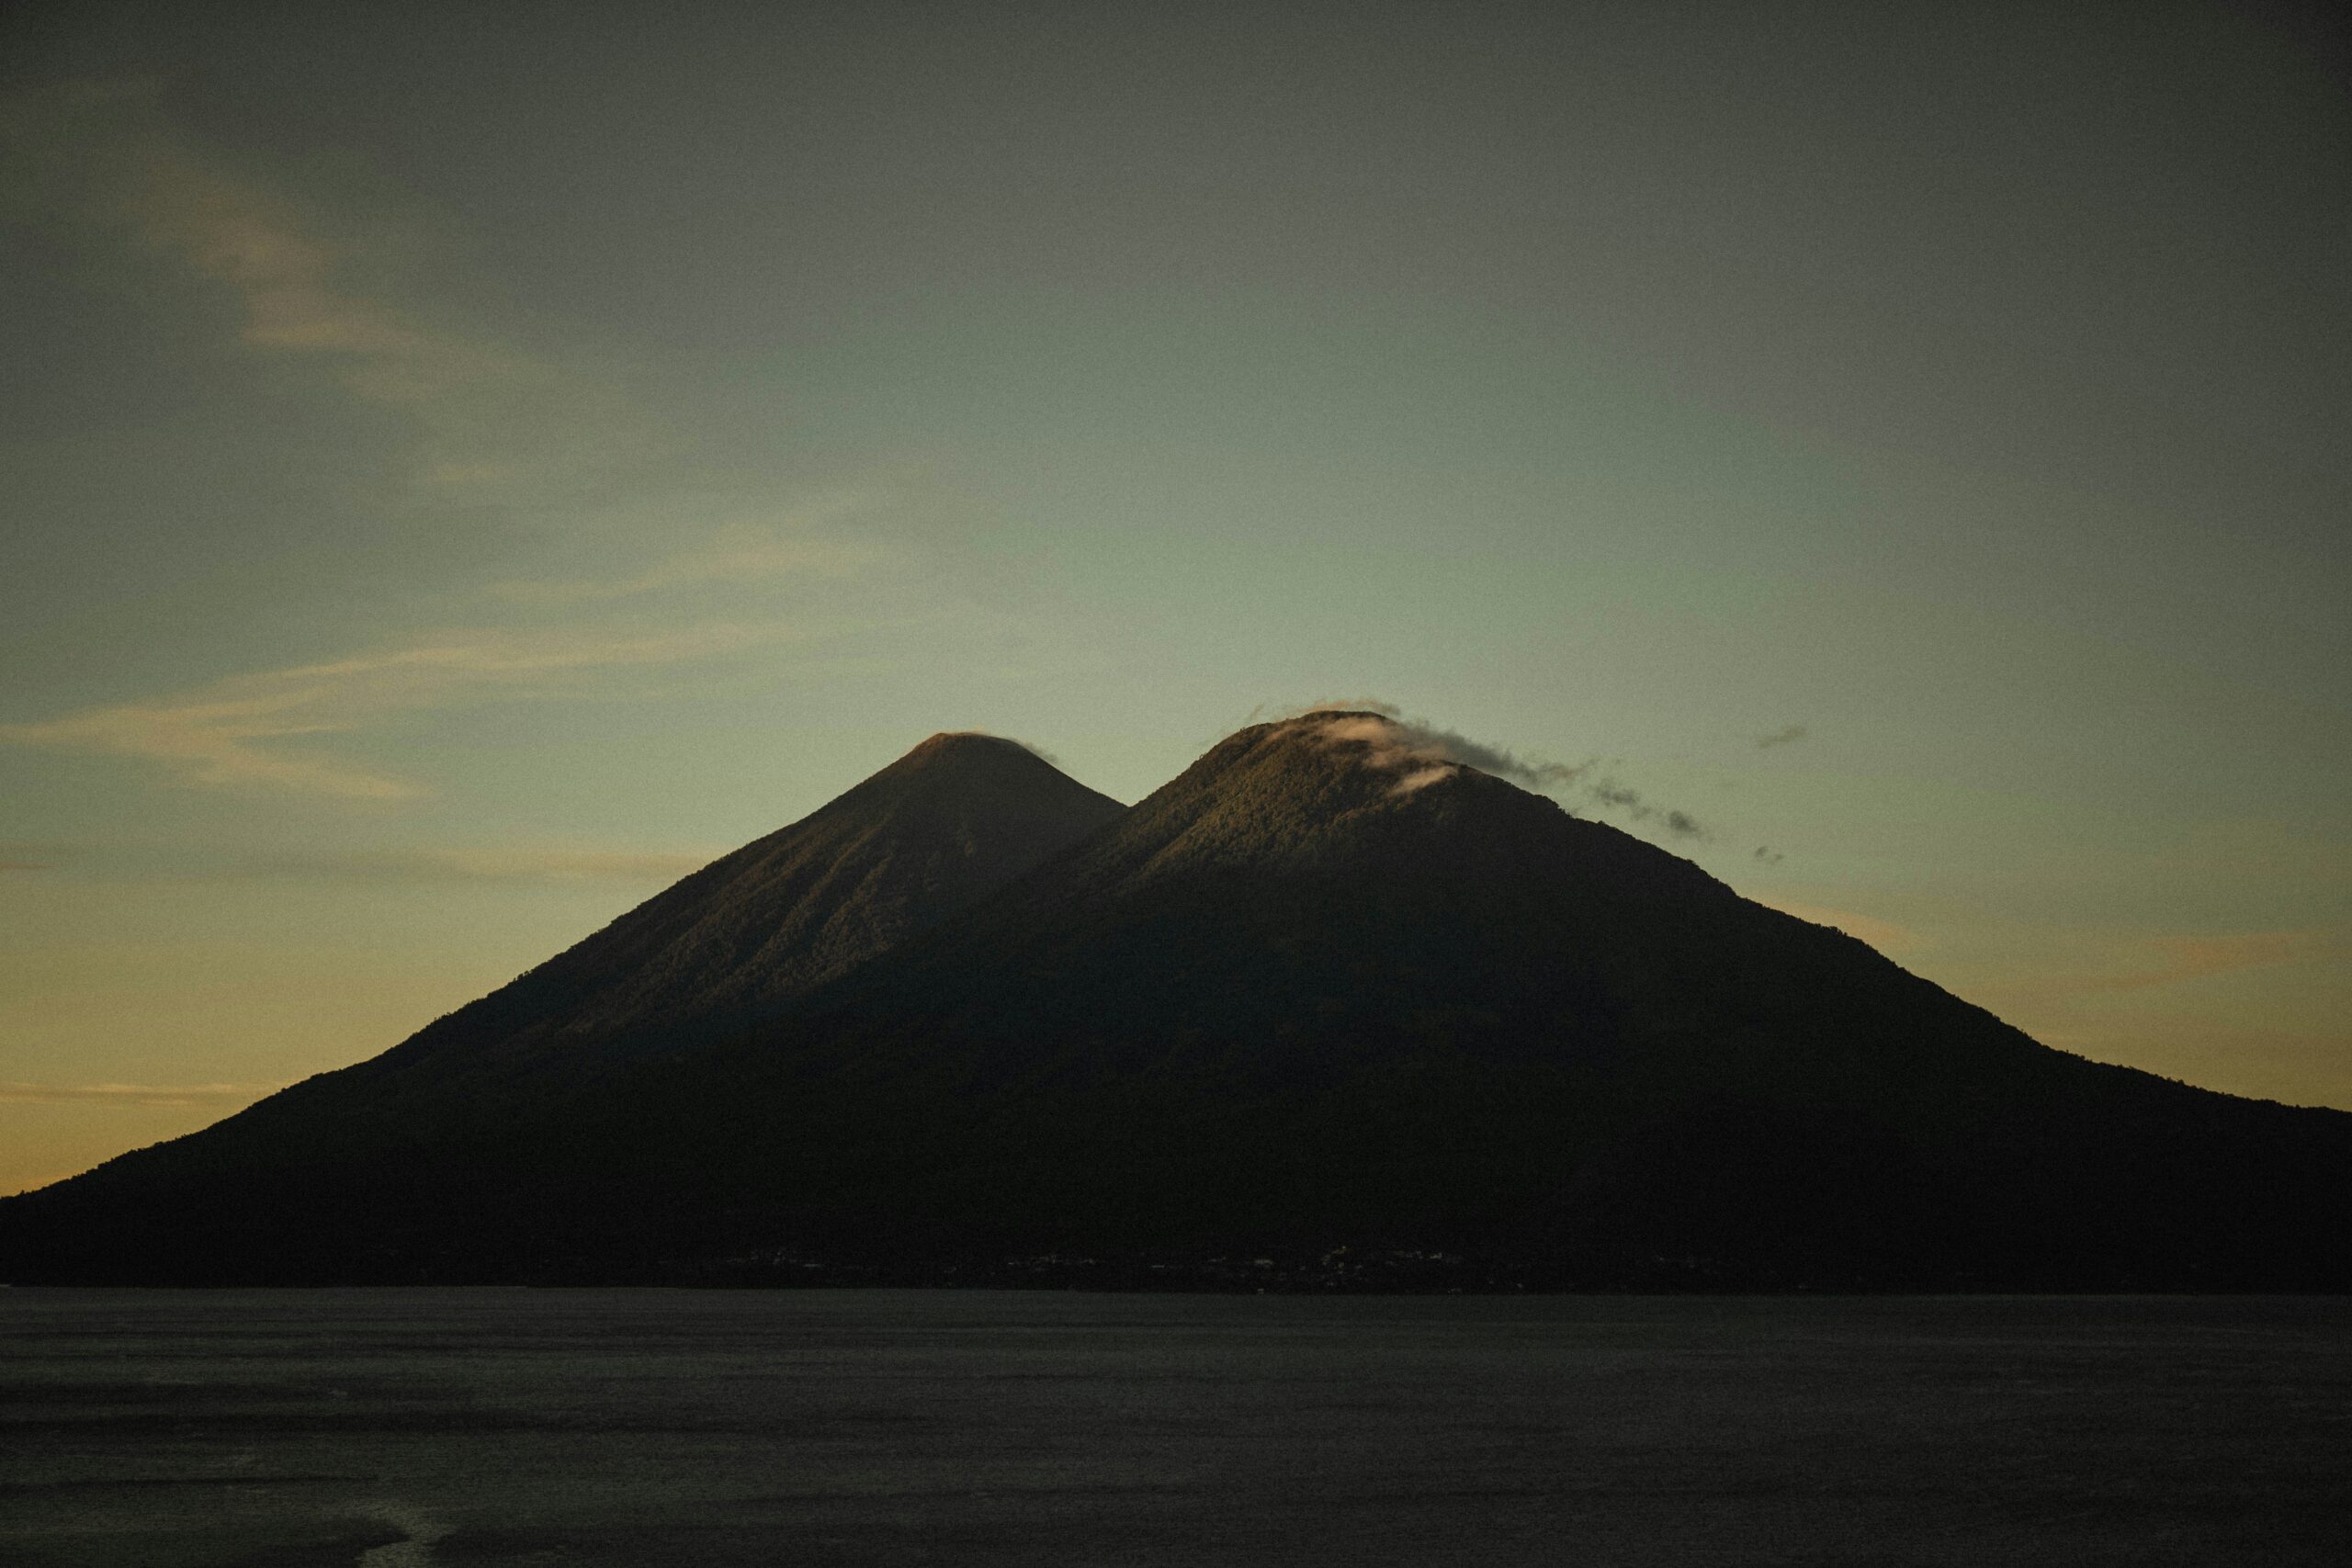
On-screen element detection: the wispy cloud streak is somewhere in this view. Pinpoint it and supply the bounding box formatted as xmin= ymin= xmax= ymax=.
xmin=1584 ymin=779 xmax=1705 ymax=840
xmin=1274 ymin=702 xmax=1587 ymax=792
xmin=1277 ymin=703 xmax=1709 ymax=838
xmin=0 ymin=1081 xmax=283 ymax=1108
xmin=0 ymin=622 xmax=798 ymax=801
xmin=2072 ymin=931 xmax=2318 ymax=993
xmin=1306 ymin=713 xmax=1589 ymax=795
xmin=1 ymin=79 xmax=650 ymax=497
xmin=492 ymin=496 xmax=888 ymax=604
xmin=0 ymin=84 xmax=912 ymax=807
xmin=257 ymin=846 xmax=717 ymax=886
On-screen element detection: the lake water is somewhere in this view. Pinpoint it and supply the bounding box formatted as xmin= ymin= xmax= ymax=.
xmin=3 ymin=1290 xmax=2346 ymax=1565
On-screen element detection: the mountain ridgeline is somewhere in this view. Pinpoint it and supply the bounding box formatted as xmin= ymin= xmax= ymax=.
xmin=5 ymin=715 xmax=2346 ymax=1290
xmin=350 ymin=729 xmax=1126 ymax=1082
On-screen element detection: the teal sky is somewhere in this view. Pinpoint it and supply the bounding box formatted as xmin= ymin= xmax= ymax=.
xmin=3 ymin=2 xmax=2346 ymax=1193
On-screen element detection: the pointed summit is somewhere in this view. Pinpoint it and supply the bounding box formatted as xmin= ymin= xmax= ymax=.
xmin=863 ymin=728 xmax=1073 ymax=790
xmin=358 ymin=728 xmax=1124 ymax=1082
xmin=988 ymin=708 xmax=1668 ymax=910
xmin=0 ymin=732 xmax=1125 ymax=1282
xmin=898 ymin=728 xmax=1050 ymax=762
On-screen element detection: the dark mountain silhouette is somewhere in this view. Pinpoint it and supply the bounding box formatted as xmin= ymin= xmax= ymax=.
xmin=5 ymin=713 xmax=2346 ymax=1290
xmin=0 ymin=730 xmax=1124 ymax=1281
xmin=346 ymin=728 xmax=1126 ymax=1082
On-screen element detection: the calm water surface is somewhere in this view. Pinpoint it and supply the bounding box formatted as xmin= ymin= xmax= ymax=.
xmin=2 ymin=1290 xmax=2346 ymax=1565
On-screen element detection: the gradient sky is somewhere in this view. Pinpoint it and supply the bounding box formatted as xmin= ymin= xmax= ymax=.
xmin=3 ymin=2 xmax=2346 ymax=1195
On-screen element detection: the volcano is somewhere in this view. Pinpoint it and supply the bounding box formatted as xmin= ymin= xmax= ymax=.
xmin=5 ymin=714 xmax=2346 ymax=1290
xmin=346 ymin=728 xmax=1125 ymax=1082
xmin=0 ymin=730 xmax=1124 ymax=1282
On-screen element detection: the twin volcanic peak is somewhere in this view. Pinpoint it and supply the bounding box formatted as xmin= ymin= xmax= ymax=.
xmin=5 ymin=714 xmax=2348 ymax=1290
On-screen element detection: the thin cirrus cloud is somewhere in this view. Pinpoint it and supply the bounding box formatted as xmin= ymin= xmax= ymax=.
xmin=261 ymin=845 xmax=718 ymax=886
xmin=2071 ymin=931 xmax=2322 ymax=994
xmin=1969 ymin=929 xmax=2334 ymax=1010
xmin=491 ymin=499 xmax=891 ymax=605
xmin=1 ymin=689 xmax=424 ymax=801
xmin=1944 ymin=931 xmax=2343 ymax=1089
xmin=0 ymin=621 xmax=801 ymax=802
xmin=2 ymin=85 xmax=910 ymax=806
xmin=1753 ymin=918 xmax=2330 ymax=1007
xmin=0 ymin=839 xmax=710 ymax=886
xmin=2 ymin=85 xmax=911 ymax=805
xmin=2 ymin=78 xmax=650 ymax=497
xmin=0 ymin=1081 xmax=284 ymax=1108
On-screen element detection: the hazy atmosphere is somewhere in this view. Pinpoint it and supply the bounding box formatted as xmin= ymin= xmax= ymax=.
xmin=3 ymin=2 xmax=2346 ymax=1195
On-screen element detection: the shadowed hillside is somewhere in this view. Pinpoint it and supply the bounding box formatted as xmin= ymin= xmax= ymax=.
xmin=349 ymin=729 xmax=1126 ymax=1082
xmin=4 ymin=715 xmax=2346 ymax=1290
xmin=0 ymin=731 xmax=1125 ymax=1281
xmin=542 ymin=713 xmax=2352 ymax=1290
